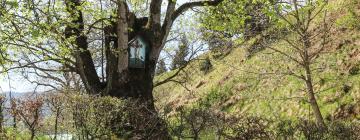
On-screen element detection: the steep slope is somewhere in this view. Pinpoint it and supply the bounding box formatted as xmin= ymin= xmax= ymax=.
xmin=154 ymin=0 xmax=360 ymax=121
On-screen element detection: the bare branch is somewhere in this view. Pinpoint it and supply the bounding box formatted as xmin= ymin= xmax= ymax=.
xmin=172 ymin=0 xmax=224 ymax=21
xmin=267 ymin=46 xmax=304 ymax=66
xmin=148 ymin=0 xmax=163 ymax=29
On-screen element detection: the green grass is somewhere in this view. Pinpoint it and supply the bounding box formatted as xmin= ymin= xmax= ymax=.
xmin=154 ymin=0 xmax=360 ymax=122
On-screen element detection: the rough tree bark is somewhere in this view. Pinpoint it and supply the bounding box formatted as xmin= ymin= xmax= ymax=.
xmin=64 ymin=0 xmax=224 ymax=138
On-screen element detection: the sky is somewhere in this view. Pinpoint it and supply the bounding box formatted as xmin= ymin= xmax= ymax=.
xmin=0 ymin=0 xmax=204 ymax=93
xmin=0 ymin=71 xmax=48 ymax=93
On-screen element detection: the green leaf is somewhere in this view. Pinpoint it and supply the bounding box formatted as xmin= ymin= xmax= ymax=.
xmin=6 ymin=1 xmax=18 ymax=8
xmin=31 ymin=30 xmax=40 ymax=38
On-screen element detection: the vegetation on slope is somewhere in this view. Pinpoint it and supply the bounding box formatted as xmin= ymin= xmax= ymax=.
xmin=154 ymin=0 xmax=360 ymax=123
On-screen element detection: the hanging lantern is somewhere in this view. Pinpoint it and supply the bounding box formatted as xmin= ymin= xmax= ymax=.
xmin=128 ymin=36 xmax=148 ymax=68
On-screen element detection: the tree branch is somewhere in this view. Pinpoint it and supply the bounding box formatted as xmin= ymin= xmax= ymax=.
xmin=267 ymin=46 xmax=304 ymax=67
xmin=65 ymin=0 xmax=102 ymax=94
xmin=172 ymin=0 xmax=224 ymax=21
xmin=148 ymin=0 xmax=163 ymax=29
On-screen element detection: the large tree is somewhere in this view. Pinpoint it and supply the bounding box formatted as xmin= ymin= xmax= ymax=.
xmin=1 ymin=0 xmax=225 ymax=102
xmin=63 ymin=0 xmax=224 ymax=99
xmin=0 ymin=0 xmax=224 ymax=137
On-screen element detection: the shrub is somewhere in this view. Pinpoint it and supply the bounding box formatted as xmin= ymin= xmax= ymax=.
xmin=219 ymin=116 xmax=272 ymax=140
xmin=274 ymin=120 xmax=298 ymax=139
xmin=326 ymin=121 xmax=360 ymax=140
xmin=15 ymin=97 xmax=44 ymax=140
xmin=200 ymin=57 xmax=213 ymax=74
xmin=199 ymin=87 xmax=221 ymax=108
xmin=2 ymin=94 xmax=359 ymax=140
xmin=169 ymin=106 xmax=213 ymax=140
xmin=123 ymin=100 xmax=169 ymax=139
xmin=275 ymin=119 xmax=360 ymax=140
xmin=297 ymin=120 xmax=328 ymax=140
xmin=68 ymin=95 xmax=127 ymax=139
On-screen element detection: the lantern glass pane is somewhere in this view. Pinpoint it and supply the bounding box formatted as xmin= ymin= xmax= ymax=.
xmin=129 ymin=37 xmax=146 ymax=68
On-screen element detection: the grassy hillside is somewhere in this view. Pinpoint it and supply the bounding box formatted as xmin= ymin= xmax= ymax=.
xmin=154 ymin=0 xmax=360 ymax=122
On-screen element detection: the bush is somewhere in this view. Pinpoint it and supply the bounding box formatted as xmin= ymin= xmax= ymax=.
xmin=3 ymin=94 xmax=359 ymax=139
xmin=168 ymin=106 xmax=214 ymax=140
xmin=123 ymin=100 xmax=169 ymax=139
xmin=68 ymin=95 xmax=129 ymax=139
xmin=200 ymin=57 xmax=213 ymax=74
xmin=326 ymin=121 xmax=360 ymax=140
xmin=297 ymin=120 xmax=328 ymax=140
xmin=5 ymin=94 xmax=169 ymax=139
xmin=15 ymin=97 xmax=44 ymax=140
xmin=168 ymin=107 xmax=273 ymax=140
xmin=275 ymin=119 xmax=360 ymax=140
xmin=219 ymin=116 xmax=271 ymax=140
xmin=167 ymin=106 xmax=360 ymax=140
xmin=274 ymin=120 xmax=298 ymax=139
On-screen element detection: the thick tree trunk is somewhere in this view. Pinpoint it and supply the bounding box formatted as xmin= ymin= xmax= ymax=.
xmin=110 ymin=75 xmax=170 ymax=138
xmin=109 ymin=71 xmax=154 ymax=102
xmin=106 ymin=41 xmax=169 ymax=138
xmin=102 ymin=14 xmax=169 ymax=138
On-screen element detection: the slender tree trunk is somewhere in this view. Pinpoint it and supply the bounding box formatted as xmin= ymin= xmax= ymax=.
xmin=13 ymin=116 xmax=16 ymax=129
xmin=53 ymin=109 xmax=59 ymax=140
xmin=304 ymin=63 xmax=326 ymax=127
xmin=11 ymin=99 xmax=17 ymax=131
xmin=30 ymin=129 xmax=35 ymax=140
xmin=0 ymin=97 xmax=3 ymax=135
xmin=302 ymin=32 xmax=326 ymax=127
xmin=194 ymin=133 xmax=199 ymax=140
